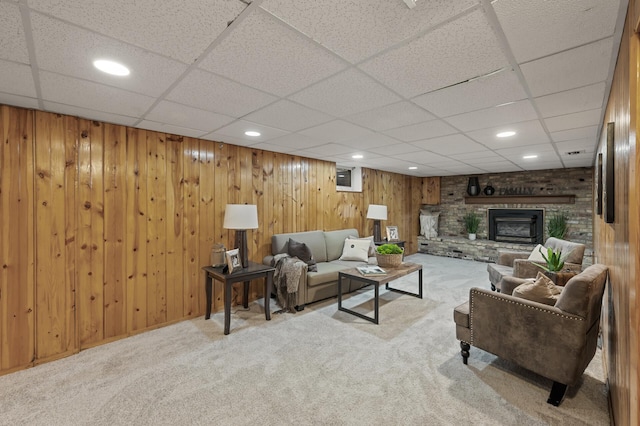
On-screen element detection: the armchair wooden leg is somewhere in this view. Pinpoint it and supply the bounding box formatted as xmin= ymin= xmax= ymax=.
xmin=460 ymin=341 xmax=470 ymax=365
xmin=547 ymin=381 xmax=567 ymax=406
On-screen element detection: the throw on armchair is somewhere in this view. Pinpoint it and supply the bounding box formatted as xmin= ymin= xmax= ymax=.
xmin=453 ymin=264 xmax=608 ymax=406
xmin=487 ymin=237 xmax=586 ymax=292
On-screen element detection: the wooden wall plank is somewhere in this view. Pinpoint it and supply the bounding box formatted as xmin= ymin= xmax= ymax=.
xmin=0 ymin=106 xmax=35 ymax=370
xmin=146 ymin=132 xmax=167 ymax=326
xmin=198 ymin=140 xmax=216 ymax=310
xmin=103 ymin=123 xmax=127 ymax=338
xmin=182 ymin=137 xmax=200 ymax=318
xmin=165 ymin=135 xmax=184 ymax=322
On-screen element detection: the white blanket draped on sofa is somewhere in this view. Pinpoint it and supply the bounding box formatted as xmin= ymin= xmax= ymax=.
xmin=272 ymin=253 xmax=306 ymax=312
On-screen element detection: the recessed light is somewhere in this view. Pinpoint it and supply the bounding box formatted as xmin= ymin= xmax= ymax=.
xmin=408 ymin=166 xmax=418 ymax=170
xmin=93 ymin=59 xmax=130 ymax=76
xmin=352 ymin=154 xmax=363 ymax=159
xmin=496 ymin=131 xmax=516 ymax=138
xmin=523 ymin=155 xmax=538 ymax=159
xmin=244 ymin=131 xmax=261 ymax=137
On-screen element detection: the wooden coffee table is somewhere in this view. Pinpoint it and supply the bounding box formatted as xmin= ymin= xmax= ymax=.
xmin=337 ymin=262 xmax=423 ymax=324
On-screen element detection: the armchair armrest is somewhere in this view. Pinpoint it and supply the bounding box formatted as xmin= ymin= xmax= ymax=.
xmin=497 ymin=249 xmax=530 ymax=267
xmin=468 ymin=288 xmax=589 ymax=385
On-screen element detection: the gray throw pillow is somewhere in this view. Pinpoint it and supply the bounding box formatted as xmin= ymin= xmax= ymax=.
xmin=287 ymin=238 xmax=317 ymax=272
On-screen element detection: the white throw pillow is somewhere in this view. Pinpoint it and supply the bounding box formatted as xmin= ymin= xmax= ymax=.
xmin=420 ymin=213 xmax=440 ymax=238
xmin=339 ymin=238 xmax=371 ymax=262
xmin=527 ymin=244 xmax=547 ymax=262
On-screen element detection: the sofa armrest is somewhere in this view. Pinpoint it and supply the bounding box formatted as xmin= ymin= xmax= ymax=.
xmin=512 ymin=259 xmax=544 ymax=278
xmin=498 ymin=275 xmax=531 ymax=295
xmin=263 ymin=255 xmax=275 ymax=266
xmin=469 ymin=288 xmax=589 ymax=385
xmin=497 ymin=250 xmax=530 ymax=267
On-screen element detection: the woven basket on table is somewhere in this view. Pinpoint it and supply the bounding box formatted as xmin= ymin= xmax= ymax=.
xmin=375 ymin=253 xmax=403 ymax=268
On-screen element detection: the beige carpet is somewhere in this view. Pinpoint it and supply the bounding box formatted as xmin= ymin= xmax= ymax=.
xmin=0 ymin=254 xmax=610 ymax=425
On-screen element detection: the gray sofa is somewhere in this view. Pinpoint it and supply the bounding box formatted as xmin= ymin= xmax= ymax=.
xmin=263 ymin=228 xmax=375 ymax=310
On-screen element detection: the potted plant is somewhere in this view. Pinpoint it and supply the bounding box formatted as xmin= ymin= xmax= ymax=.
xmin=463 ymin=212 xmax=480 ymax=240
xmin=547 ymin=212 xmax=569 ymax=239
xmin=533 ymin=246 xmax=574 ymax=285
xmin=375 ymin=243 xmax=404 ymax=268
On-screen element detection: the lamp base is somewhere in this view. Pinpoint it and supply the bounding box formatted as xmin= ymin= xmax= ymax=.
xmin=235 ymin=229 xmax=248 ymax=268
xmin=373 ymin=220 xmax=382 ymax=242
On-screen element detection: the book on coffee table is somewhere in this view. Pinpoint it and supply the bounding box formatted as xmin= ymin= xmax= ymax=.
xmin=357 ymin=265 xmax=387 ymax=276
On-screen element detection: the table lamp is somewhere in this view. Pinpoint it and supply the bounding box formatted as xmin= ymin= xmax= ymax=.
xmin=366 ymin=204 xmax=387 ymax=242
xmin=223 ymin=204 xmax=258 ymax=268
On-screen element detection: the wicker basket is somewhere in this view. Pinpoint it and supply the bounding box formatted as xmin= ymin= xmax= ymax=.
xmin=376 ymin=253 xmax=403 ymax=268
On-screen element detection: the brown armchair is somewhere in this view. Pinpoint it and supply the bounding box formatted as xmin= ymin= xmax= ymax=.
xmin=454 ymin=264 xmax=608 ymax=406
xmin=487 ymin=237 xmax=586 ymax=291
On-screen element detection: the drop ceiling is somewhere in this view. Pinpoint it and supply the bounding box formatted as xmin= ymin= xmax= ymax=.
xmin=0 ymin=0 xmax=627 ymax=177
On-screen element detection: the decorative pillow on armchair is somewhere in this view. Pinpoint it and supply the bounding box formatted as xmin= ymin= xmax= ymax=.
xmin=420 ymin=212 xmax=440 ymax=238
xmin=287 ymin=238 xmax=317 ymax=272
xmin=512 ymin=272 xmax=562 ymax=306
xmin=339 ymin=238 xmax=371 ymax=262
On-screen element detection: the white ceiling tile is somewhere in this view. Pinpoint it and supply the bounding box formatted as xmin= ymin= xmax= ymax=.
xmin=444 ymin=100 xmax=538 ymax=132
xmin=137 ymin=120 xmax=208 ymax=138
xmin=439 ymin=165 xmax=488 ymax=174
xmin=555 ymin=139 xmax=597 ymax=156
xmin=411 ymin=69 xmax=527 ymax=117
xmin=201 ymin=132 xmax=260 ymax=147
xmin=0 ymin=3 xmax=28 ymax=63
xmin=392 ymin=151 xmax=452 ymax=164
xmin=535 ymin=83 xmax=606 ymax=118
xmin=166 ymin=69 xmax=278 ymax=118
xmin=145 ymin=101 xmax=235 ymax=133
xmin=289 ymin=68 xmax=401 ymax=116
xmin=266 ymin=133 xmax=326 ymax=150
xmin=369 ymin=143 xmax=422 ymax=156
xmin=562 ymin=157 xmax=595 ymax=168
xmin=544 ymin=109 xmax=602 ymax=133
xmin=383 ymin=119 xmax=458 ymax=142
xmin=243 ymin=100 xmax=333 ymax=132
xmin=261 ymin=0 xmax=478 ymax=63
xmin=248 ymin=142 xmax=303 ymax=155
xmin=0 ymin=60 xmax=37 ymax=98
xmin=339 ymin=132 xmax=401 ymax=150
xmin=449 ymin=150 xmax=505 ymax=162
xmin=40 ymin=72 xmax=155 ymax=118
xmin=28 ymin=0 xmax=244 ymax=63
xmin=42 ymin=100 xmax=138 ymax=127
xmin=495 ymin=143 xmax=556 ymax=159
xmin=299 ymin=120 xmax=370 ymax=143
xmin=1 ymin=94 xmax=40 ymax=110
xmin=409 ymin=134 xmax=486 ymax=155
xmin=199 ymin=10 xmax=347 ymax=97
xmin=214 ymin=120 xmax=290 ymax=143
xmin=30 ymin=13 xmax=188 ymax=97
xmin=302 ymin=143 xmax=356 ymax=156
xmin=360 ymin=9 xmax=510 ymax=98
xmin=493 ymin=0 xmax=620 ymax=62
xmin=521 ymin=38 xmax=614 ymax=97
xmin=476 ymin=162 xmax=523 ymax=173
xmin=345 ymin=101 xmax=435 ymax=131
xmin=550 ymin=125 xmax=599 ymax=143
xmin=466 ymin=120 xmax=550 ymax=149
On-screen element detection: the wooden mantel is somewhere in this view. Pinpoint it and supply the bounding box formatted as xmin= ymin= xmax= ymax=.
xmin=464 ymin=195 xmax=576 ymax=204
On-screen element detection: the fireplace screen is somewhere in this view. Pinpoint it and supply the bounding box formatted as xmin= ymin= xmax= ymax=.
xmin=488 ymin=209 xmax=544 ymax=244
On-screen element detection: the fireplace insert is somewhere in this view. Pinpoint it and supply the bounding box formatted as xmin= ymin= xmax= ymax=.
xmin=488 ymin=208 xmax=544 ymax=244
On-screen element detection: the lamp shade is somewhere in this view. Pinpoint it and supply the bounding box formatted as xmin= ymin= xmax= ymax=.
xmin=366 ymin=204 xmax=387 ymax=220
xmin=223 ymin=204 xmax=258 ymax=229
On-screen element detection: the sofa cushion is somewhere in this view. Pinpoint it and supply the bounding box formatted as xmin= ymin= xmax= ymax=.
xmin=512 ymin=272 xmax=562 ymax=306
xmin=287 ymin=238 xmax=317 ymax=272
xmin=271 ymin=230 xmax=328 ymax=262
xmin=555 ymin=264 xmax=608 ymax=318
xmin=324 ymin=229 xmax=359 ymax=261
xmin=339 ymin=238 xmax=370 ymax=262
xmin=307 ymin=262 xmax=353 ymax=287
xmin=349 ymin=235 xmax=376 ymax=257
xmin=527 ymin=244 xmax=547 ymax=262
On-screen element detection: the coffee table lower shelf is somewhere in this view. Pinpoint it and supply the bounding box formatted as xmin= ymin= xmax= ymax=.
xmin=337 ymin=262 xmax=423 ymax=324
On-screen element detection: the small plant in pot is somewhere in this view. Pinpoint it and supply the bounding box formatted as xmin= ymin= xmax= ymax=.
xmin=375 ymin=243 xmax=404 ymax=268
xmin=533 ymin=246 xmax=573 ymax=285
xmin=463 ymin=212 xmax=480 ymax=240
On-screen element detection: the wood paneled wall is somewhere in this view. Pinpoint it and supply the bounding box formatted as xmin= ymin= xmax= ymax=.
xmin=0 ymin=105 xmax=425 ymax=375
xmin=595 ymin=2 xmax=639 ymax=424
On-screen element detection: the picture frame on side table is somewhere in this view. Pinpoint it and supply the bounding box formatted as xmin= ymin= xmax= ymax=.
xmin=386 ymin=226 xmax=399 ymax=241
xmin=225 ymin=248 xmax=241 ymax=273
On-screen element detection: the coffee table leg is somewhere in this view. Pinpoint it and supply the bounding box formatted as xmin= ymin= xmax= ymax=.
xmin=224 ymin=281 xmax=232 ymax=335
xmin=338 ymin=273 xmax=343 ymax=309
xmin=418 ymin=268 xmax=423 ymax=299
xmin=265 ymin=272 xmax=272 ymax=321
xmin=374 ymin=283 xmax=379 ymax=324
xmin=205 ymin=274 xmax=213 ymax=320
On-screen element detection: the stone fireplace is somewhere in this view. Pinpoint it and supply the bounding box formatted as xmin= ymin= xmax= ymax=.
xmin=488 ymin=208 xmax=544 ymax=244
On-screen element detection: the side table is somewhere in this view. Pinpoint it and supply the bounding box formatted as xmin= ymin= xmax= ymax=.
xmin=203 ymin=261 xmax=275 ymax=335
